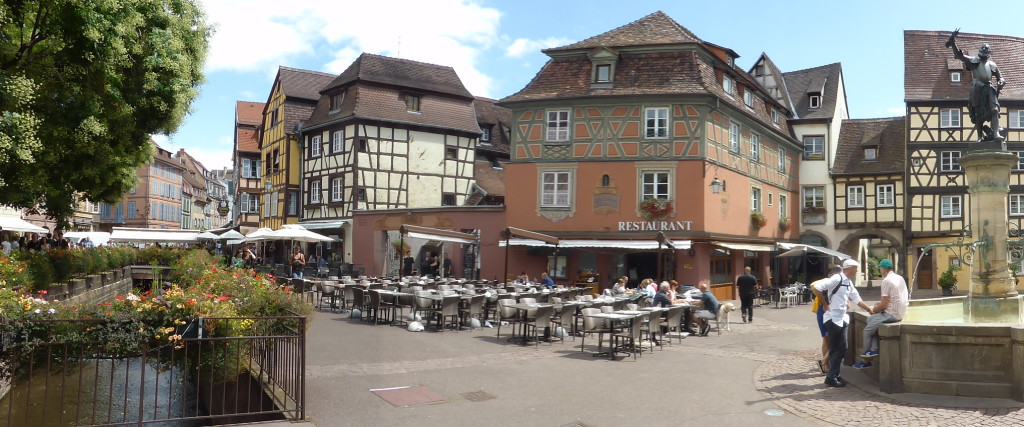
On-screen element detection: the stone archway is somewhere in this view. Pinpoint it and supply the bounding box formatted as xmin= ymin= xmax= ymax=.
xmin=798 ymin=231 xmax=831 ymax=248
xmin=838 ymin=228 xmax=905 ymax=277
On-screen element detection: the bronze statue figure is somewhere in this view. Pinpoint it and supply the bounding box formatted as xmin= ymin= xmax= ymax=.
xmin=946 ymin=29 xmax=1006 ymax=145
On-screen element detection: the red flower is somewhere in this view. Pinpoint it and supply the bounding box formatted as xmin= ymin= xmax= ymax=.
xmin=217 ymin=295 xmax=231 ymax=302
xmin=116 ymin=295 xmax=126 ymax=301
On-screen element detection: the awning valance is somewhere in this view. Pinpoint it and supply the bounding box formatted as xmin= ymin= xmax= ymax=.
xmin=713 ymin=241 xmax=776 ymax=252
xmin=500 ymin=238 xmax=691 ymax=250
xmin=501 ymin=227 xmax=559 ymax=245
xmin=0 ymin=217 xmax=47 ymax=233
xmin=777 ymin=242 xmax=852 ymax=260
xmin=298 ymin=220 xmax=351 ymax=230
xmin=400 ymin=225 xmax=476 ymax=244
xmin=109 ymin=227 xmax=199 ymax=243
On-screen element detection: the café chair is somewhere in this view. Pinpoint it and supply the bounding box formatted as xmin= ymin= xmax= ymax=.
xmin=495 ymin=299 xmax=520 ymax=340
xmin=414 ymin=291 xmax=439 ymax=328
xmin=393 ymin=293 xmax=415 ymax=327
xmin=459 ymin=295 xmax=485 ymax=329
xmin=523 ymin=305 xmax=555 ymax=348
xmin=612 ymin=313 xmax=646 ymax=360
xmin=436 ymin=295 xmax=461 ymax=332
xmin=552 ymin=303 xmax=576 ymax=343
xmin=351 ymin=287 xmax=367 ymax=321
xmin=580 ymin=308 xmax=611 ymax=354
xmin=319 ymin=284 xmax=339 ymax=312
xmin=641 ymin=310 xmax=663 ymax=353
xmin=661 ymin=306 xmax=688 ymax=344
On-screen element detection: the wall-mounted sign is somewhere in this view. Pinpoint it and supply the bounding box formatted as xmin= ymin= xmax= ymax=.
xmin=617 ymin=220 xmax=693 ymax=232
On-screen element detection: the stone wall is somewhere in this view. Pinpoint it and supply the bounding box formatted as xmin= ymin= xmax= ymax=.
xmin=50 ymin=266 xmax=134 ymax=306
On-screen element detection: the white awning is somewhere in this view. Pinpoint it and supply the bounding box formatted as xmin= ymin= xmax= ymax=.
xmin=0 ymin=217 xmax=48 ymax=233
xmin=109 ymin=227 xmax=200 ymax=243
xmin=499 ymin=238 xmax=691 ymax=250
xmin=713 ymin=241 xmax=777 ymax=252
xmin=406 ymin=231 xmax=474 ymax=244
xmin=63 ymin=232 xmax=111 ymax=246
xmin=298 ymin=220 xmax=351 ymax=230
xmin=777 ymin=242 xmax=852 ymax=260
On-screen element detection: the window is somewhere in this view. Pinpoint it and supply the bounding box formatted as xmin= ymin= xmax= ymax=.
xmin=940 ymin=151 xmax=962 ymax=172
xmin=804 ymin=186 xmax=825 ymax=208
xmin=441 ymin=193 xmax=456 ymax=206
xmin=641 ymin=172 xmax=669 ymax=200
xmin=358 ymin=138 xmax=368 ymax=153
xmin=547 ymin=256 xmax=568 ymax=279
xmin=779 ymin=194 xmax=788 ymax=217
xmin=330 ymin=91 xmax=345 ymax=111
xmin=803 ymin=136 xmax=824 ymax=160
xmin=940 ymin=108 xmax=961 ymax=128
xmin=778 ymin=147 xmax=786 ymax=172
xmin=951 ymin=71 xmax=961 ymax=82
xmin=310 ymin=180 xmax=321 ymax=204
xmin=644 ymin=107 xmax=668 ymax=139
xmin=288 ymin=192 xmax=298 ymax=216
xmin=743 ymin=90 xmax=754 ymax=108
xmin=273 ymin=149 xmax=280 ymax=172
xmin=750 ymin=133 xmax=760 ymax=162
xmin=809 ymin=95 xmax=821 ymax=108
xmin=768 ymin=193 xmax=774 ymax=206
xmin=310 ymin=135 xmax=321 ymax=157
xmin=722 ymin=76 xmax=734 ymax=96
xmin=1012 ymin=195 xmax=1024 ymax=216
xmin=330 ymin=177 xmax=343 ymax=202
xmin=271 ymin=192 xmax=279 ymax=216
xmin=248 ymin=194 xmax=258 ymax=213
xmin=601 ymin=174 xmax=610 ymax=187
xmin=240 ymin=193 xmax=250 ymax=213
xmin=541 ymin=171 xmax=570 ymax=207
xmin=595 ymin=64 xmax=611 ymax=82
xmin=877 ymin=184 xmax=895 ymax=207
xmin=332 ymin=131 xmax=344 ymax=153
xmin=847 ymin=186 xmax=865 ymax=208
xmin=357 ymin=188 xmax=366 ymax=201
xmin=446 ymin=147 xmax=458 ymax=159
xmin=865 ymin=148 xmax=877 ymax=161
xmin=546 ymin=110 xmax=570 ymax=141
xmin=127 ymin=201 xmax=136 ymax=219
xmin=405 ymin=94 xmax=420 ymax=112
xmin=770 ymin=108 xmax=780 ymax=124
xmin=750 ymin=187 xmax=761 ymax=212
xmin=940 ymin=195 xmax=962 ymax=218
xmin=1016 ymin=152 xmax=1024 ymax=170
xmin=730 ymin=123 xmax=740 ymax=152
xmin=270 ymin=108 xmax=279 ymax=127
xmin=480 ymin=127 xmax=490 ymax=141
xmin=1010 ymin=110 xmax=1024 ymax=129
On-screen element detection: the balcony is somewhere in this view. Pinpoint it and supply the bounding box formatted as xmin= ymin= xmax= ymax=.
xmin=802 ymin=207 xmax=827 ymax=224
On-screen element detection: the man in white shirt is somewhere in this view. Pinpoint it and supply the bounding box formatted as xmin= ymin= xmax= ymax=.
xmin=853 ymin=259 xmax=909 ymax=369
xmin=812 ymin=259 xmax=872 ymax=387
xmin=1 ymin=239 xmax=10 ymax=256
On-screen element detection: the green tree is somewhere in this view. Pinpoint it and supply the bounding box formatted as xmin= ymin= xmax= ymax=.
xmin=0 ymin=0 xmax=210 ymax=228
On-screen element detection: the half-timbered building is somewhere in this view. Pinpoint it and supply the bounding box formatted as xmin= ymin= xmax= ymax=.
xmin=499 ymin=11 xmax=802 ymax=294
xmin=259 ymin=67 xmax=335 ymax=230
xmin=298 ymin=53 xmax=481 ymax=265
xmin=233 ymin=101 xmax=264 ymax=234
xmin=903 ymin=30 xmax=1024 ymax=289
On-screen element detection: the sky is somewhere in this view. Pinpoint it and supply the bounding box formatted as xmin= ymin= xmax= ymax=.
xmin=157 ymin=0 xmax=1024 ymax=171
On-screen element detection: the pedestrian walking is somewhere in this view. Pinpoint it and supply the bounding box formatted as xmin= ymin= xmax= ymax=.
xmin=736 ymin=266 xmax=758 ymax=323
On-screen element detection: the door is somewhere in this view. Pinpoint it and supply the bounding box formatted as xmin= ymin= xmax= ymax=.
xmin=916 ymin=250 xmax=934 ymax=289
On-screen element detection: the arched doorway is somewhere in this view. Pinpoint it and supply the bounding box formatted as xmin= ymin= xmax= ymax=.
xmin=837 ymin=229 xmax=904 ymax=287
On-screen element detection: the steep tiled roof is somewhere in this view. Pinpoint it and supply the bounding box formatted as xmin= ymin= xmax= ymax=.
xmin=323 ymin=53 xmax=473 ymax=99
xmin=832 ymin=117 xmax=906 ymax=175
xmin=905 ymin=30 xmax=1024 ymax=101
xmin=473 ymin=161 xmax=505 ymax=197
xmin=544 ymin=11 xmax=701 ymax=52
xmin=474 ymin=97 xmax=511 ymax=155
xmin=782 ymin=63 xmax=843 ymax=120
xmin=236 ymin=101 xmax=264 ymax=126
xmin=279 ymin=67 xmax=335 ymax=102
xmin=235 ymin=128 xmax=259 ymax=153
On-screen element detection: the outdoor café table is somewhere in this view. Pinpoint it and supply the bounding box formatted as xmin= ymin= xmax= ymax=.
xmin=507 ymin=302 xmax=552 ymax=345
xmin=586 ymin=311 xmax=644 ymax=359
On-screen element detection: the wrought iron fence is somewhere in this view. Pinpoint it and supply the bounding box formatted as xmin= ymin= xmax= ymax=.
xmin=0 ymin=315 xmax=306 ymax=426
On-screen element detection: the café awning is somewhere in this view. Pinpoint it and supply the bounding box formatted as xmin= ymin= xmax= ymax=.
xmin=400 ymin=225 xmax=476 ymax=244
xmin=499 ymin=238 xmax=691 ymax=250
xmin=298 ymin=220 xmax=351 ymax=230
xmin=0 ymin=217 xmax=47 ymax=233
xmin=713 ymin=241 xmax=776 ymax=252
xmin=777 ymin=242 xmax=852 ymax=260
xmin=109 ymin=227 xmax=200 ymax=243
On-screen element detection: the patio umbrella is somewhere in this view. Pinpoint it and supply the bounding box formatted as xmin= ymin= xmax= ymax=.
xmin=220 ymin=229 xmax=245 ymax=240
xmin=196 ymin=231 xmax=220 ymax=240
xmin=243 ymin=227 xmax=274 ymax=242
xmin=265 ymin=224 xmax=335 ymax=243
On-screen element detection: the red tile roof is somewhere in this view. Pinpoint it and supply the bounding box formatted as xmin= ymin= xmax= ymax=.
xmin=236 ymin=101 xmax=265 ymax=126
xmin=905 ymin=30 xmax=1024 ymax=101
xmin=473 ymin=161 xmax=505 ymax=196
xmin=323 ymin=53 xmax=473 ymax=99
xmin=832 ymin=117 xmax=906 ymax=175
xmin=236 ymin=127 xmax=259 ymax=153
xmin=544 ymin=11 xmax=701 ymax=52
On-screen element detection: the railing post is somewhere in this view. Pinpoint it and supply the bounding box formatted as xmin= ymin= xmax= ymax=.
xmin=137 ymin=343 xmax=146 ymax=426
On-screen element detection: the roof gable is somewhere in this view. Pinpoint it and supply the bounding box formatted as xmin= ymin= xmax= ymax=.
xmin=544 ymin=11 xmax=701 ymax=53
xmin=749 ymin=53 xmax=795 ymax=113
xmin=236 ymin=101 xmax=265 ymax=126
xmin=323 ymin=53 xmax=473 ymax=99
xmin=904 ymin=30 xmax=1024 ymax=101
xmin=782 ymin=63 xmax=843 ymax=120
xmin=277 ymin=66 xmax=335 ymax=102
xmin=832 ymin=117 xmax=906 ymax=175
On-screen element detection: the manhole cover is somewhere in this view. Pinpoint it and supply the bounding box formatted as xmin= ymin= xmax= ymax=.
xmin=461 ymin=391 xmax=496 ymax=402
xmin=763 ymin=409 xmax=785 ymax=417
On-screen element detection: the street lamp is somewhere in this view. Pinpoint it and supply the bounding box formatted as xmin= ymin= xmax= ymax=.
xmin=264 ymin=180 xmax=272 ymax=191
xmin=709 ymin=177 xmax=726 ymax=194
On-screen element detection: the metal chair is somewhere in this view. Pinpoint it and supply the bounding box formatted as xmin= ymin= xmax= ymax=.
xmin=459 ymin=295 xmax=486 ymax=329
xmin=436 ymin=295 xmax=461 ymax=332
xmin=580 ymin=308 xmax=612 ymax=354
xmin=523 ymin=305 xmax=555 ymax=348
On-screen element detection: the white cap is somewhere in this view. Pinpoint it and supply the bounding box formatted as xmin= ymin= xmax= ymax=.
xmin=842 ymin=259 xmax=860 ymax=269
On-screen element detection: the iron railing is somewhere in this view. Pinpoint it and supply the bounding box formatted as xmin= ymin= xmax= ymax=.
xmin=0 ymin=315 xmax=306 ymax=426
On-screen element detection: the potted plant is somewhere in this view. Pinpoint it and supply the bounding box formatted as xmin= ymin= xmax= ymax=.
xmin=778 ymin=216 xmax=790 ymax=232
xmin=938 ymin=264 xmax=960 ymax=296
xmin=639 ymin=198 xmax=672 ymax=221
xmin=750 ymin=211 xmax=767 ymax=229
xmin=391 ymin=240 xmax=410 ymax=259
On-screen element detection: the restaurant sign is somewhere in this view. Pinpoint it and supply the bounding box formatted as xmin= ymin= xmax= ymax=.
xmin=618 ymin=220 xmax=693 ymax=232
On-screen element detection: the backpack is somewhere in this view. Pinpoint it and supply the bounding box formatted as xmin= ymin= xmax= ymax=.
xmin=822 ymin=273 xmax=848 ymax=305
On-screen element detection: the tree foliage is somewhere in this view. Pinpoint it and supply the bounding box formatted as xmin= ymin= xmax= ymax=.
xmin=0 ymin=0 xmax=210 ymax=228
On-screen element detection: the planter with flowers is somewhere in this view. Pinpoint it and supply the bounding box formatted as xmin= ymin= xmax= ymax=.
xmin=751 ymin=211 xmax=767 ymax=229
xmin=639 ymin=198 xmax=673 ymax=221
xmin=779 ymin=216 xmax=791 ymax=232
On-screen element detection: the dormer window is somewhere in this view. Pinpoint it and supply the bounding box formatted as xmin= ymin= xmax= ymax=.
xmin=405 ymin=94 xmax=421 ymax=112
xmin=722 ymin=76 xmax=735 ymax=96
xmin=864 ymin=148 xmax=877 ymax=161
xmin=481 ymin=126 xmax=491 ymax=141
xmin=808 ymin=94 xmax=821 ymax=109
xmin=770 ymin=108 xmax=780 ymax=125
xmin=951 ymin=71 xmax=961 ymax=83
xmin=329 ymin=90 xmax=346 ymax=112
xmin=595 ymin=64 xmax=611 ymax=82
xmin=588 ymin=47 xmax=618 ymax=88
xmin=743 ymin=90 xmax=754 ymax=108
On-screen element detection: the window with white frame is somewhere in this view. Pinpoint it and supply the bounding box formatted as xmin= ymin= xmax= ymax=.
xmin=644 ymin=107 xmax=668 ymax=139
xmin=287 ymin=192 xmax=298 ymax=216
xmin=330 ymin=177 xmax=343 ymax=201
xmin=771 ymin=108 xmax=780 ymax=125
xmin=641 ymin=171 xmax=670 ymax=200
xmin=950 ymin=71 xmax=961 ymax=82
xmin=779 ymin=194 xmax=788 ymax=217
xmin=310 ymin=180 xmax=321 ymax=204
xmin=750 ymin=133 xmax=760 ymax=162
xmin=722 ymin=76 xmax=734 ymax=96
xmin=803 ymin=136 xmax=824 ymax=160
xmin=864 ymin=148 xmax=877 ymax=161
xmin=778 ymin=147 xmax=786 ymax=172
xmin=1010 ymin=110 xmax=1024 ymax=128
xmin=940 ymin=195 xmax=962 ymax=218
xmin=730 ymin=123 xmax=740 ymax=152
xmin=804 ymin=186 xmax=825 ymax=208
xmin=239 ymin=193 xmax=250 ymax=213
xmin=332 ymin=131 xmax=344 ymax=153
xmin=940 ymin=151 xmax=962 ymax=171
xmin=940 ymin=108 xmax=961 ymax=128
xmin=541 ymin=171 xmax=570 ymax=207
xmin=809 ymin=94 xmax=821 ymax=108
xmin=768 ymin=192 xmax=773 ymax=206
xmin=595 ymin=64 xmax=611 ymax=83
xmin=481 ymin=127 xmax=491 ymax=141
xmin=751 ymin=187 xmax=762 ymax=212
xmin=242 ymin=158 xmax=259 ymax=178
xmin=546 ymin=110 xmax=570 ymax=141
xmin=877 ymin=184 xmax=895 ymax=207
xmin=310 ymin=135 xmax=321 ymax=157
xmin=847 ymin=185 xmax=865 ymax=208
xmin=1011 ymin=195 xmax=1024 ymax=216
xmin=1016 ymin=152 xmax=1024 ymax=170
xmin=743 ymin=90 xmax=754 ymax=108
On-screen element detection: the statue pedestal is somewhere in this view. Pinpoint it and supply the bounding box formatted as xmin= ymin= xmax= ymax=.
xmin=959 ymin=150 xmax=1019 ymax=298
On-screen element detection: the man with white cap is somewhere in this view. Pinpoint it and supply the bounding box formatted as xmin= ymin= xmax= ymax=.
xmin=811 ymin=259 xmax=872 ymax=387
xmin=853 ymin=259 xmax=908 ymax=369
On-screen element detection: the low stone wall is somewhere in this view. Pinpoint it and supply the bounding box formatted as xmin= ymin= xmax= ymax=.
xmin=48 ymin=266 xmax=134 ymax=306
xmin=850 ymin=311 xmax=1024 ymax=401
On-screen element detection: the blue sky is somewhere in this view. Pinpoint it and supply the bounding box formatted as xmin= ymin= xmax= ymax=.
xmin=161 ymin=0 xmax=1024 ymax=170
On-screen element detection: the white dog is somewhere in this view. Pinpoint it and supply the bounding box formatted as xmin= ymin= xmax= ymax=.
xmin=718 ymin=303 xmax=735 ymax=331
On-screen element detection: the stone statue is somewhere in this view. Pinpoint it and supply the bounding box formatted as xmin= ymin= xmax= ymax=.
xmin=946 ymin=29 xmax=1006 ymax=146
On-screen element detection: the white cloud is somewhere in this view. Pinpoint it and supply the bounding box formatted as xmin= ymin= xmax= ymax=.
xmin=184 ymin=136 xmax=234 ymax=171
xmin=505 ymin=37 xmax=574 ymax=58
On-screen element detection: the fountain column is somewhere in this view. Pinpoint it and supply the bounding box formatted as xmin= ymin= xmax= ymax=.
xmin=959 ymin=150 xmax=1023 ymax=322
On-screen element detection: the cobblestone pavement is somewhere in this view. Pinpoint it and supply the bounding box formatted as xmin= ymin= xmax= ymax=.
xmin=754 ymin=349 xmax=1024 ymax=426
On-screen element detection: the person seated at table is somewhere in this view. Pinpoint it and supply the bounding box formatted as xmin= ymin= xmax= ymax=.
xmin=317 ymin=255 xmax=328 ymax=267
xmin=610 ymin=277 xmax=627 ymax=295
xmin=653 ymin=283 xmax=673 ymax=308
xmin=539 ymin=272 xmax=555 ymax=288
xmin=691 ymin=282 xmax=720 ymax=336
xmin=668 ymin=280 xmax=680 ymax=302
xmin=637 ymin=278 xmax=656 ymax=304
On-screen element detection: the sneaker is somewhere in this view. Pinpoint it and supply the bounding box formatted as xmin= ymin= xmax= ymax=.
xmin=742 ymin=315 xmax=747 ymax=323
xmin=699 ymin=324 xmax=711 ymax=336
xmin=824 ymin=377 xmax=846 ymax=387
xmin=860 ymin=350 xmax=879 ymax=358
xmin=853 ymin=361 xmax=872 ymax=369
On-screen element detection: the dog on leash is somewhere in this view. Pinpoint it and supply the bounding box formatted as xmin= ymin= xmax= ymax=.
xmin=718 ymin=302 xmax=735 ymax=331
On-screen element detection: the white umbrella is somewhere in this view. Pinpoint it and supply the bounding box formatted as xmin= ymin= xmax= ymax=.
xmin=265 ymin=224 xmax=335 ymax=243
xmin=196 ymin=231 xmax=220 ymax=240
xmin=244 ymin=227 xmax=274 ymax=242
xmin=220 ymin=229 xmax=245 ymax=240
